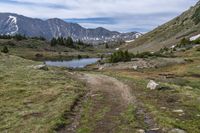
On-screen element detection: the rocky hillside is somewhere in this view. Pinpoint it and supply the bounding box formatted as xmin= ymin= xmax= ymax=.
xmin=125 ymin=1 xmax=200 ymax=53
xmin=0 ymin=13 xmax=141 ymax=44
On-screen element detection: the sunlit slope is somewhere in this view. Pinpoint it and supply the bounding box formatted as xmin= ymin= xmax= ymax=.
xmin=124 ymin=1 xmax=200 ymax=53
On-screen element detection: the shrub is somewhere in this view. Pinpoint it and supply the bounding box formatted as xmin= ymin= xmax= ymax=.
xmin=35 ymin=53 xmax=43 ymax=58
xmin=193 ymin=38 xmax=200 ymax=44
xmin=1 ymin=46 xmax=9 ymax=53
xmin=135 ymin=52 xmax=153 ymax=58
xmin=184 ymin=58 xmax=194 ymax=62
xmin=197 ymin=48 xmax=200 ymax=51
xmin=110 ymin=50 xmax=131 ymax=63
xmin=77 ymin=55 xmax=82 ymax=59
xmin=180 ymin=38 xmax=191 ymax=46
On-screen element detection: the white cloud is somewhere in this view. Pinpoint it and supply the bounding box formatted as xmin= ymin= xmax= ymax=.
xmin=0 ymin=0 xmax=198 ymax=32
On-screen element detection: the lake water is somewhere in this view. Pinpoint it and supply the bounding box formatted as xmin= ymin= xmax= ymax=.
xmin=45 ymin=58 xmax=100 ymax=68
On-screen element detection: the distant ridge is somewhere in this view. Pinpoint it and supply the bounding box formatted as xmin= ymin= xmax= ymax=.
xmin=0 ymin=13 xmax=142 ymax=44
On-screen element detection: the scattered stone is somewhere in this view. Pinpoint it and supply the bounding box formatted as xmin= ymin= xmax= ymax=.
xmin=137 ymin=129 xmax=145 ymax=133
xmin=99 ymin=66 xmax=104 ymax=70
xmin=178 ymin=113 xmax=185 ymax=116
xmin=133 ymin=65 xmax=138 ymax=70
xmin=168 ymin=128 xmax=186 ymax=133
xmin=172 ymin=109 xmax=184 ymax=113
xmin=161 ymin=107 xmax=167 ymax=110
xmin=33 ymin=64 xmax=48 ymax=71
xmin=150 ymin=128 xmax=160 ymax=131
xmin=197 ymin=114 xmax=200 ymax=117
xmin=147 ymin=80 xmax=159 ymax=90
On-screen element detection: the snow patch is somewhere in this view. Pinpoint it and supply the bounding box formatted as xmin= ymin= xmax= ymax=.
xmin=125 ymin=39 xmax=135 ymax=43
xmin=135 ymin=33 xmax=142 ymax=38
xmin=56 ymin=26 xmax=62 ymax=36
xmin=190 ymin=34 xmax=200 ymax=41
xmin=6 ymin=15 xmax=18 ymax=35
xmin=170 ymin=45 xmax=176 ymax=49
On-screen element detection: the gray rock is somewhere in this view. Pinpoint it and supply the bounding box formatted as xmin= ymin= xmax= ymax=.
xmin=133 ymin=65 xmax=138 ymax=70
xmin=147 ymin=80 xmax=159 ymax=90
xmin=33 ymin=65 xmax=48 ymax=71
xmin=137 ymin=129 xmax=145 ymax=133
xmin=168 ymin=128 xmax=186 ymax=133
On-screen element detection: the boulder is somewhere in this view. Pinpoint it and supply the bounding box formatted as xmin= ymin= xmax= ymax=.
xmin=133 ymin=65 xmax=138 ymax=70
xmin=136 ymin=129 xmax=145 ymax=133
xmin=172 ymin=109 xmax=184 ymax=113
xmin=33 ymin=64 xmax=48 ymax=71
xmin=99 ymin=66 xmax=104 ymax=70
xmin=147 ymin=80 xmax=159 ymax=90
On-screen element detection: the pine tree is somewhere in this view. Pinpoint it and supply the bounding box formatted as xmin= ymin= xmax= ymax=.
xmin=105 ymin=43 xmax=109 ymax=49
xmin=66 ymin=37 xmax=74 ymax=47
xmin=50 ymin=38 xmax=57 ymax=46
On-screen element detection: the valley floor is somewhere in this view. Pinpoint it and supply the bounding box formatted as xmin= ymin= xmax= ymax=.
xmin=1 ymin=45 xmax=200 ymax=133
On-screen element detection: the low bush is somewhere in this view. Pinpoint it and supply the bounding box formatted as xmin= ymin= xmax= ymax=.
xmin=110 ymin=50 xmax=131 ymax=63
xmin=1 ymin=46 xmax=9 ymax=53
xmin=196 ymin=48 xmax=200 ymax=51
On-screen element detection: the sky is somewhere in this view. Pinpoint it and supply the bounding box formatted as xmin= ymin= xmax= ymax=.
xmin=0 ymin=0 xmax=199 ymax=33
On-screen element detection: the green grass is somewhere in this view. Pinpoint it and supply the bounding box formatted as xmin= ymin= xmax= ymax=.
xmin=116 ymin=105 xmax=139 ymax=133
xmin=0 ymin=38 xmax=113 ymax=61
xmin=102 ymin=70 xmax=200 ymax=132
xmin=0 ymin=53 xmax=86 ymax=133
xmin=77 ymin=93 xmax=110 ymax=133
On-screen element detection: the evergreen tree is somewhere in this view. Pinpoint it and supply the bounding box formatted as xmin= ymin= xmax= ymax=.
xmin=105 ymin=43 xmax=109 ymax=49
xmin=66 ymin=37 xmax=74 ymax=47
xmin=77 ymin=40 xmax=84 ymax=45
xmin=14 ymin=34 xmax=27 ymax=41
xmin=50 ymin=38 xmax=57 ymax=46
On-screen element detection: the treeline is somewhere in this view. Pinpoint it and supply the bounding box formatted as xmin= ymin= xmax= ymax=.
xmin=50 ymin=37 xmax=74 ymax=47
xmin=50 ymin=37 xmax=91 ymax=48
xmin=110 ymin=50 xmax=131 ymax=63
xmin=0 ymin=34 xmax=46 ymax=41
xmin=109 ymin=49 xmax=168 ymax=63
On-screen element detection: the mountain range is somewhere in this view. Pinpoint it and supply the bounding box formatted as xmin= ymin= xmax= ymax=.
xmin=0 ymin=13 xmax=141 ymax=44
xmin=125 ymin=1 xmax=200 ymax=52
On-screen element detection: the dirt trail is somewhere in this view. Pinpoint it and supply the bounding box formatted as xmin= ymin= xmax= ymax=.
xmin=80 ymin=73 xmax=135 ymax=132
xmin=59 ymin=73 xmax=135 ymax=133
xmin=82 ymin=73 xmax=134 ymax=104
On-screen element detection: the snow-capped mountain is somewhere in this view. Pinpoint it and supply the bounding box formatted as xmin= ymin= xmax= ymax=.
xmin=0 ymin=13 xmax=142 ymax=43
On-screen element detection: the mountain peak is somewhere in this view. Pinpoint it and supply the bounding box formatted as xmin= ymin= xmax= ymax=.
xmin=0 ymin=13 xmax=141 ymax=44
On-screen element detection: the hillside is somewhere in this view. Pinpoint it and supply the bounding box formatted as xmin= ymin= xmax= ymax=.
xmin=0 ymin=53 xmax=87 ymax=132
xmin=124 ymin=1 xmax=200 ymax=53
xmin=0 ymin=36 xmax=118 ymax=61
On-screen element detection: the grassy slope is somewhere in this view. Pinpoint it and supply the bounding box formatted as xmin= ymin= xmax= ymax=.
xmin=102 ymin=46 xmax=200 ymax=132
xmin=124 ymin=2 xmax=200 ymax=53
xmin=0 ymin=39 xmax=112 ymax=61
xmin=0 ymin=53 xmax=86 ymax=133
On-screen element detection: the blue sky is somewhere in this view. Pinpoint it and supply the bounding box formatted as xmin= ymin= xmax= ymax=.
xmin=0 ymin=0 xmax=198 ymax=33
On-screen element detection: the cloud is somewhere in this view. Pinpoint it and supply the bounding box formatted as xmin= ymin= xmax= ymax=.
xmin=0 ymin=0 xmax=198 ymax=32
